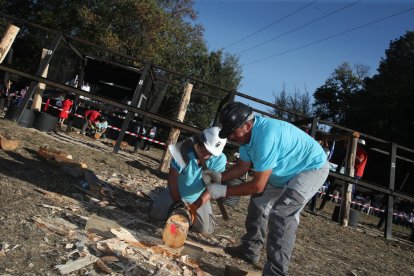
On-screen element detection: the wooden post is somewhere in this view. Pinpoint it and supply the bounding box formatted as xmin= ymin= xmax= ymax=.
xmin=32 ymin=49 xmax=49 ymax=111
xmin=113 ymin=63 xmax=150 ymax=153
xmin=15 ymin=33 xmax=62 ymax=122
xmin=159 ymin=83 xmax=193 ymax=173
xmin=340 ymin=132 xmax=359 ymax=226
xmin=385 ymin=142 xmax=397 ymax=239
xmin=0 ymin=24 xmax=20 ymax=64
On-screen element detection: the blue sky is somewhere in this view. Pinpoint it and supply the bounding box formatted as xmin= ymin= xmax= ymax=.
xmin=193 ymin=0 xmax=414 ymax=110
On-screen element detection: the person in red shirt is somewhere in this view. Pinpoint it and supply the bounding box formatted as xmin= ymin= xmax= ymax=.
xmin=352 ymin=139 xmax=368 ymax=199
xmin=80 ymin=109 xmax=101 ymax=135
xmin=355 ymin=139 xmax=368 ymax=179
xmin=57 ymin=96 xmax=73 ymax=130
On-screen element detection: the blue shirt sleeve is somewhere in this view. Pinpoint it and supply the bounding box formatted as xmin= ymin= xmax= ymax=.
xmin=206 ymin=153 xmax=227 ymax=173
xmin=171 ymin=158 xmax=183 ymax=173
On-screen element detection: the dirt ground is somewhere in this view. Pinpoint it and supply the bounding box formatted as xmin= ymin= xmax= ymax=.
xmin=1 ymin=117 xmax=414 ymax=276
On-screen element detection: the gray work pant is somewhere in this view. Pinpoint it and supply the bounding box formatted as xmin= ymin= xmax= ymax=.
xmin=80 ymin=118 xmax=89 ymax=134
xmin=149 ymin=187 xmax=215 ymax=234
xmin=240 ymin=162 xmax=329 ymax=276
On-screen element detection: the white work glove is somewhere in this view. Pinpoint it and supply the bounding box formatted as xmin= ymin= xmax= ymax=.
xmin=207 ymin=183 xmax=227 ymax=199
xmin=202 ymin=170 xmax=222 ymax=185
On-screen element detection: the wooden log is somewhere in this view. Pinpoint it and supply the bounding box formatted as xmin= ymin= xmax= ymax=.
xmin=159 ymin=83 xmax=193 ymax=173
xmin=0 ymin=135 xmax=20 ymax=151
xmin=61 ymin=165 xmax=85 ymax=178
xmin=37 ymin=146 xmax=72 ymax=159
xmin=111 ymin=140 xmax=128 ymax=150
xmin=162 ymin=213 xmax=190 ymax=249
xmin=0 ymin=24 xmax=20 ymax=64
xmin=37 ymin=146 xmax=87 ymax=169
xmin=84 ymin=169 xmax=105 ymax=195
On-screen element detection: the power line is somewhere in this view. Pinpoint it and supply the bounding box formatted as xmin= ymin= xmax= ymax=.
xmin=238 ymin=0 xmax=363 ymax=55
xmin=245 ymin=7 xmax=414 ymax=66
xmin=223 ymin=0 xmax=319 ymax=50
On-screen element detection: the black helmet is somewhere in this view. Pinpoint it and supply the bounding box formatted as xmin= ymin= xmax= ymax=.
xmin=219 ymin=102 xmax=253 ymax=138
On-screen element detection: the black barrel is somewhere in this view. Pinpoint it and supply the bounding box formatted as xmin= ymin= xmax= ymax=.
xmin=349 ymin=209 xmax=360 ymax=228
xmin=4 ymin=104 xmax=19 ymax=121
xmin=0 ymin=98 xmax=6 ymax=111
xmin=34 ymin=112 xmax=58 ymax=132
xmin=332 ymin=205 xmax=340 ymax=222
xmin=332 ymin=206 xmax=360 ymax=227
xmin=17 ymin=109 xmax=38 ymax=128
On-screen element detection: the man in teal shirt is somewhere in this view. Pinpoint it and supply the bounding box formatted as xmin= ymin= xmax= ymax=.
xmin=204 ymin=102 xmax=329 ymax=275
xmin=150 ymin=127 xmax=227 ymax=234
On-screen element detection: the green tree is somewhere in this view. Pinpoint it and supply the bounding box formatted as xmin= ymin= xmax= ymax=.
xmin=313 ymin=62 xmax=369 ymax=124
xmin=346 ymin=31 xmax=414 ymax=147
xmin=272 ymin=84 xmax=312 ymax=121
xmin=3 ymin=0 xmax=243 ymax=128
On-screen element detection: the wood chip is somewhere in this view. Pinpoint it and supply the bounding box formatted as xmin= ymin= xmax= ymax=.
xmin=96 ymin=258 xmax=112 ymax=274
xmin=40 ymin=204 xmax=64 ymax=211
xmin=55 ymin=255 xmax=99 ymax=274
xmin=97 ymin=238 xmax=128 ymax=256
xmin=85 ymin=215 xmax=121 ymax=239
xmin=33 ymin=217 xmax=77 ymax=236
xmin=101 ymin=255 xmax=120 ymax=263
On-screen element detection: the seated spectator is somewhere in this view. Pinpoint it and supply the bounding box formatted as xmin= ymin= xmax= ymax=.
xmin=94 ymin=116 xmax=108 ymax=139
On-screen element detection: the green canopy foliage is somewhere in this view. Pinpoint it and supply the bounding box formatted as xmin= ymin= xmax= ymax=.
xmin=346 ymin=31 xmax=414 ymax=147
xmin=313 ymin=62 xmax=369 ymax=125
xmin=272 ymin=85 xmax=312 ymax=122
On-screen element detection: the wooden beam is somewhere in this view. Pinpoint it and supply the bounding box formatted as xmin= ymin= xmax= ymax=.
xmin=15 ymin=33 xmax=63 ymax=122
xmin=159 ymin=83 xmax=193 ymax=173
xmin=113 ymin=63 xmax=150 ymax=153
xmin=0 ymin=24 xmax=19 ymax=63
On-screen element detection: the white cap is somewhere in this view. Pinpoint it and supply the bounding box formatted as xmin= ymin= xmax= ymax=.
xmin=202 ymin=127 xmax=227 ymax=156
xmin=358 ymin=139 xmax=366 ymax=145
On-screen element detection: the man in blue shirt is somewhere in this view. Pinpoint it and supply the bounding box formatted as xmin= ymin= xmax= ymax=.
xmin=150 ymin=127 xmax=227 ymax=234
xmin=203 ymin=102 xmax=329 ymax=275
